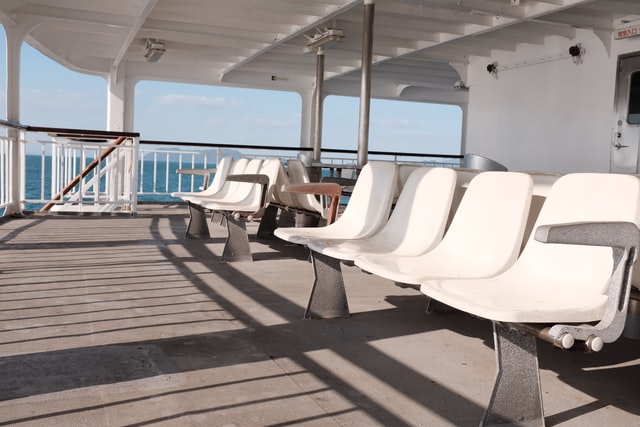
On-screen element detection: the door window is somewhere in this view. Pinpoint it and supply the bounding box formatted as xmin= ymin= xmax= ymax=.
xmin=629 ymin=71 xmax=640 ymax=124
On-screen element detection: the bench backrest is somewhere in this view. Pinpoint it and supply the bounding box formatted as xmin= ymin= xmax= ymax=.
xmin=271 ymin=161 xmax=296 ymax=206
xmin=193 ymin=157 xmax=250 ymax=202
xmin=260 ymin=158 xmax=287 ymax=209
xmin=395 ymin=164 xmax=424 ymax=199
xmin=367 ymin=167 xmax=457 ymax=255
xmin=517 ymin=173 xmax=640 ymax=301
xmin=207 ymin=156 xmax=234 ymax=195
xmin=434 ymin=171 xmax=533 ymax=276
xmin=315 ymin=161 xmax=398 ymax=239
xmin=445 ymin=168 xmax=480 ymax=230
xmin=218 ymin=158 xmax=263 ymax=203
xmin=521 ymin=172 xmax=563 ymax=249
xmin=286 ymin=159 xmax=323 ymax=214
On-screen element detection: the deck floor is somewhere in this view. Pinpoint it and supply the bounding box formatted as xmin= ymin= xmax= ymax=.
xmin=0 ymin=205 xmax=638 ymax=426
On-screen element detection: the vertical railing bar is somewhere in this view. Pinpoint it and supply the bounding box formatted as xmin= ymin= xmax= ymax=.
xmin=39 ymin=143 xmax=46 ymax=201
xmin=190 ymin=154 xmax=196 ymax=192
xmin=153 ymin=152 xmax=158 ymax=193
xmin=177 ymin=152 xmax=183 ymax=192
xmin=139 ymin=150 xmax=145 ymax=194
xmin=165 ymin=152 xmax=170 ymax=193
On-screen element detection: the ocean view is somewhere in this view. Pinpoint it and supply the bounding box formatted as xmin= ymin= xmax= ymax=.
xmin=23 ymin=154 xmax=212 ymax=210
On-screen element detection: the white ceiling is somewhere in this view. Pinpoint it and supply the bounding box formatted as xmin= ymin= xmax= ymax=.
xmin=1 ymin=0 xmax=639 ymax=105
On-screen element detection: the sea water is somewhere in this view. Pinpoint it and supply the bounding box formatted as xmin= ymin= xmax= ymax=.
xmin=22 ymin=154 xmax=211 ymax=209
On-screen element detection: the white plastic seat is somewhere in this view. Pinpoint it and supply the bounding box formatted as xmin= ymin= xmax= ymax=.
xmin=183 ymin=158 xmax=261 ymax=239
xmin=274 ymin=161 xmax=398 ymax=246
xmin=179 ymin=157 xmax=250 ymax=204
xmin=188 ymin=158 xmax=284 ymax=262
xmin=187 ymin=158 xmax=262 ymax=206
xmin=354 ymin=171 xmax=533 ymax=285
xmin=199 ymin=158 xmax=281 ymax=215
xmin=419 ymin=173 xmax=640 ymax=324
xmin=307 ymin=167 xmax=457 ymax=261
xmin=171 ymin=156 xmax=233 ymax=199
xmin=416 ymin=173 xmax=640 ymax=427
xmin=285 ymin=159 xmax=324 ymax=215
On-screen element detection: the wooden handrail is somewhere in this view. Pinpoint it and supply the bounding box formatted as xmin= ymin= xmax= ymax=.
xmin=40 ymin=136 xmax=128 ymax=212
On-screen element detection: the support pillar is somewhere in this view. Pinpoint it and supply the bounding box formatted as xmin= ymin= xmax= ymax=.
xmin=4 ymin=27 xmax=27 ymax=216
xmin=357 ymin=0 xmax=375 ymax=167
xmin=313 ymin=47 xmax=325 ymax=162
xmin=107 ymin=64 xmax=135 ymax=132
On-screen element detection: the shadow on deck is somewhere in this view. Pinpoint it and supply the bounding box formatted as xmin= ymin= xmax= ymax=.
xmin=0 ymin=205 xmax=638 ymax=426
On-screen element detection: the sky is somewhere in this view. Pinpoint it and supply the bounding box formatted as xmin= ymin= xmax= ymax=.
xmin=1 ymin=31 xmax=463 ymax=156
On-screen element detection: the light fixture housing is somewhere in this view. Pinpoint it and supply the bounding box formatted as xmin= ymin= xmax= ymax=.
xmin=305 ymin=28 xmax=344 ymax=52
xmin=144 ymin=39 xmax=166 ymax=62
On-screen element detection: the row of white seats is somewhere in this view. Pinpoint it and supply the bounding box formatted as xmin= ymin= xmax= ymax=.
xmin=171 ymin=156 xmax=339 ymax=261
xmin=274 ymin=161 xmax=640 ymax=426
xmin=172 ymin=157 xmax=282 ymax=261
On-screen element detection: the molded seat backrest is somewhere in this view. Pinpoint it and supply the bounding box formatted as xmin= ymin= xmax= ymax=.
xmin=206 ymin=156 xmax=233 ymax=194
xmin=286 ymin=159 xmax=323 ymax=213
xmin=521 ymin=172 xmax=563 ymax=249
xmin=259 ymin=158 xmax=286 ymax=208
xmin=370 ymin=167 xmax=457 ymax=254
xmin=515 ymin=173 xmax=640 ymax=296
xmin=435 ymin=171 xmax=533 ymax=274
xmin=202 ymin=157 xmax=250 ymax=201
xmin=271 ymin=161 xmax=295 ymax=206
xmin=318 ymin=161 xmax=398 ymax=237
xmin=218 ymin=158 xmax=262 ymax=203
xmin=395 ymin=164 xmax=424 ymax=198
xmin=445 ymin=168 xmax=480 ymax=229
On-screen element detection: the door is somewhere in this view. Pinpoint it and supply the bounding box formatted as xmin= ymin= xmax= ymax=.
xmin=611 ymin=53 xmax=640 ymax=173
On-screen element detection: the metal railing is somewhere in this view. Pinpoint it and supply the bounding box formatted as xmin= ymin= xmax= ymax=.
xmin=0 ymin=121 xmax=463 ymax=216
xmin=0 ymin=120 xmax=139 ymax=215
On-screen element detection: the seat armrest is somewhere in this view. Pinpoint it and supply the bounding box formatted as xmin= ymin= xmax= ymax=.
xmin=534 ymin=221 xmax=640 ymax=350
xmin=176 ymin=168 xmax=217 ymax=189
xmin=535 ymin=221 xmax=640 ymax=250
xmin=281 ymin=182 xmax=342 ymax=224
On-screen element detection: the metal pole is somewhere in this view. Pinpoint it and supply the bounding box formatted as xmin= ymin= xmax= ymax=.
xmin=357 ymin=0 xmax=375 ymax=167
xmin=313 ymin=46 xmax=325 ymax=162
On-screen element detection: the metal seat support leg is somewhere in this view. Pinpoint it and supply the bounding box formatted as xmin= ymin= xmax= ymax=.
xmin=257 ymin=205 xmax=279 ymax=239
xmin=221 ymin=214 xmax=253 ymax=262
xmin=482 ymin=321 xmax=545 ymax=427
xmin=186 ymin=202 xmax=211 ymax=238
xmin=306 ymin=251 xmax=350 ymax=319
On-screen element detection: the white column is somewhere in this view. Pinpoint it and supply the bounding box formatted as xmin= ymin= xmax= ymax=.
xmin=107 ymin=64 xmax=126 ymax=132
xmin=4 ymin=26 xmax=26 ymax=215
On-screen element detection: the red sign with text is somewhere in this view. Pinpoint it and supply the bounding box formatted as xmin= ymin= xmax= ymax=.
xmin=615 ymin=25 xmax=640 ymax=40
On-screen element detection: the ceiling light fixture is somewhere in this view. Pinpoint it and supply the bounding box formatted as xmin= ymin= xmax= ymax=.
xmin=305 ymin=28 xmax=344 ymax=52
xmin=144 ymin=39 xmax=166 ymax=62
